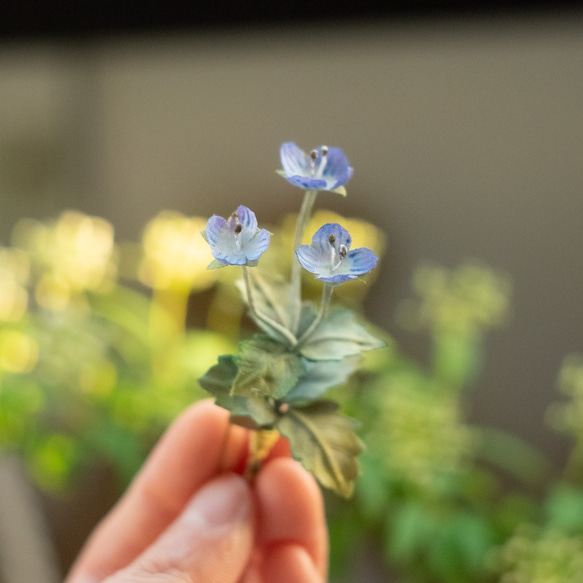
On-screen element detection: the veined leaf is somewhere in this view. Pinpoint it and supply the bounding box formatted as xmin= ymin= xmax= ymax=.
xmin=236 ymin=271 xmax=295 ymax=341
xmin=233 ymin=336 xmax=305 ymax=399
xmin=277 ymin=400 xmax=363 ymax=498
xmin=299 ymin=310 xmax=385 ymax=361
xmin=286 ymin=356 xmax=360 ymax=403
xmin=198 ymin=355 xmax=277 ymax=429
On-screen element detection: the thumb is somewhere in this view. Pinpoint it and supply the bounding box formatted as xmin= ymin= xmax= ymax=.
xmin=106 ymin=474 xmax=254 ymax=583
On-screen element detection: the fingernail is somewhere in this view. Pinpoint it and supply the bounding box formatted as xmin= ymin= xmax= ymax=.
xmin=186 ymin=474 xmax=250 ymax=527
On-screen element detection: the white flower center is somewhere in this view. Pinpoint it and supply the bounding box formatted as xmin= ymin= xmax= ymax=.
xmin=310 ymin=146 xmax=328 ymax=180
xmin=328 ymin=234 xmax=347 ymax=272
xmin=231 ymin=213 xmax=243 ymax=251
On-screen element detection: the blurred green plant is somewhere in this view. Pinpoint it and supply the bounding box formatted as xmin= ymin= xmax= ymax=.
xmin=0 ymin=209 xmax=582 ymax=583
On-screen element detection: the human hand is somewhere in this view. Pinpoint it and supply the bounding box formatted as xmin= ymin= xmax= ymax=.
xmin=65 ymin=400 xmax=327 ymax=583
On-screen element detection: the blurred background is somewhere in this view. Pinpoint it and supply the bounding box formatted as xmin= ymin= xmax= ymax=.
xmin=1 ymin=2 xmax=583 ymax=582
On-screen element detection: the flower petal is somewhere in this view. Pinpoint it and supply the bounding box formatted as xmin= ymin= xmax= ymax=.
xmin=245 ymin=229 xmax=271 ymax=261
xmin=285 ymin=175 xmax=327 ymax=190
xmin=280 ymin=142 xmax=307 ymax=177
xmin=311 ymin=223 xmax=352 ymax=255
xmin=345 ymin=247 xmax=378 ymax=275
xmin=279 ymin=143 xmax=353 ymax=192
xmin=236 ymin=205 xmax=258 ymax=233
xmin=296 ymin=244 xmax=324 ymax=274
xmin=321 ymin=147 xmax=353 ymax=190
xmin=205 ymin=207 xmax=270 ymax=266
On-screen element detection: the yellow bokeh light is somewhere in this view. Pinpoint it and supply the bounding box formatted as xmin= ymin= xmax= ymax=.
xmin=139 ymin=211 xmax=217 ymax=292
xmin=0 ymin=330 xmax=38 ymax=373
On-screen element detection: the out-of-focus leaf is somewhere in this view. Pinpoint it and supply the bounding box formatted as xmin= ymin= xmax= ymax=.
xmin=299 ymin=310 xmax=384 ymax=361
xmin=433 ymin=329 xmax=481 ymax=389
xmin=476 ymin=426 xmax=552 ymax=486
xmin=355 ymin=451 xmax=390 ymax=522
xmin=233 ymin=335 xmax=305 ymax=399
xmin=277 ymin=400 xmax=363 ymax=498
xmin=545 ymin=484 xmax=583 ymax=534
xmin=428 ymin=512 xmax=493 ymax=583
xmin=388 ymin=500 xmax=436 ymax=563
xmin=286 ymin=356 xmax=360 ymax=403
xmin=198 ymin=355 xmax=277 ymax=428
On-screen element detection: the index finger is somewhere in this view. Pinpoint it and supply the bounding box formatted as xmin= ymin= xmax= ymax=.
xmin=66 ymin=399 xmax=249 ymax=583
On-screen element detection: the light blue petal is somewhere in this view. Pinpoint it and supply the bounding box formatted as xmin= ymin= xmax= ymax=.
xmin=296 ymin=244 xmax=323 ymax=274
xmin=280 ymin=143 xmax=307 ymax=177
xmin=346 ymin=247 xmax=378 ymax=275
xmin=246 ymin=228 xmax=271 ymax=261
xmin=285 ymin=175 xmax=327 ymax=190
xmin=311 ymin=223 xmax=352 ymax=255
xmin=205 ymin=215 xmax=228 ymax=248
xmin=317 ymin=273 xmax=355 ymax=283
xmin=236 ymin=205 xmax=257 ymax=233
xmin=205 ymin=207 xmax=269 ymax=266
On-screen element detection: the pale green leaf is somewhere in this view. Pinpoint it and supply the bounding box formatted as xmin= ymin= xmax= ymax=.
xmin=286 ymin=356 xmax=359 ymax=403
xmin=199 ymin=229 xmax=208 ymax=243
xmin=236 ymin=271 xmax=296 ymax=342
xmin=233 ymin=336 xmax=305 ymax=399
xmin=299 ymin=310 xmax=385 ymax=361
xmin=207 ymin=259 xmax=227 ymax=270
xmin=331 ymin=185 xmax=347 ymax=197
xmin=277 ymin=400 xmax=363 ymax=498
xmin=198 ymin=355 xmax=277 ymax=428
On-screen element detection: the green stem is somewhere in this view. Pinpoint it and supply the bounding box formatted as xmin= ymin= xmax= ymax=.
xmin=242 ymin=266 xmax=297 ymax=348
xmin=297 ymin=284 xmax=333 ymax=346
xmin=291 ymin=189 xmax=318 ymax=333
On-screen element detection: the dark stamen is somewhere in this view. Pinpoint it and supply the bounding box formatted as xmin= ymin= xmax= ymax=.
xmin=234 ymin=224 xmax=243 ymax=235
xmin=310 ymin=149 xmax=318 ymax=161
xmin=339 ymin=244 xmax=347 ymax=259
xmin=328 ymin=234 xmax=336 ymax=246
xmin=321 ymin=146 xmax=328 ymax=156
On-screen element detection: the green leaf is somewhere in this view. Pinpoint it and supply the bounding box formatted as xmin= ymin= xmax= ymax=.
xmin=233 ymin=336 xmax=305 ymax=399
xmin=236 ymin=271 xmax=296 ymax=342
xmin=199 ymin=229 xmax=208 ymax=243
xmin=388 ymin=500 xmax=436 ymax=564
xmin=332 ymin=185 xmax=347 ymax=197
xmin=299 ymin=310 xmax=385 ymax=361
xmin=355 ymin=451 xmax=390 ymax=522
xmin=198 ymin=355 xmax=277 ymax=428
xmin=207 ymin=259 xmax=227 ymax=270
xmin=433 ymin=329 xmax=481 ymax=388
xmin=286 ymin=356 xmax=359 ymax=403
xmin=545 ymin=485 xmax=583 ymax=534
xmin=277 ymin=400 xmax=363 ymax=498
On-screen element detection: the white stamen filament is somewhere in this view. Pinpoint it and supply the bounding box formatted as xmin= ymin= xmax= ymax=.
xmin=234 ymin=222 xmax=243 ymax=250
xmin=329 ymin=242 xmax=347 ymax=272
xmin=309 ymin=147 xmax=328 ymax=181
xmin=315 ymin=145 xmax=328 ymax=180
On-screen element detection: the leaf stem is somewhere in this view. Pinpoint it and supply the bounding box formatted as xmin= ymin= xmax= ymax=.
xmin=242 ymin=266 xmax=297 ymax=348
xmin=291 ymin=189 xmax=318 ymax=333
xmin=297 ymin=284 xmax=334 ymax=346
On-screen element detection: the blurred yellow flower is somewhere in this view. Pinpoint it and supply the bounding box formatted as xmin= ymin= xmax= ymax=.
xmin=0 ymin=247 xmax=29 ymax=321
xmin=13 ymin=211 xmax=118 ymax=310
xmin=139 ymin=211 xmax=217 ymax=293
xmin=0 ymin=330 xmax=38 ymax=373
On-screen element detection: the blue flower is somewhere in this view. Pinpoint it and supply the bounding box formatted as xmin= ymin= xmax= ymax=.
xmin=295 ymin=223 xmax=378 ymax=284
xmin=204 ymin=205 xmax=270 ymax=266
xmin=279 ymin=142 xmax=353 ymax=193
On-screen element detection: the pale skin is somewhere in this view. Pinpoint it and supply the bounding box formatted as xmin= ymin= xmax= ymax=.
xmin=65 ymin=400 xmax=328 ymax=583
